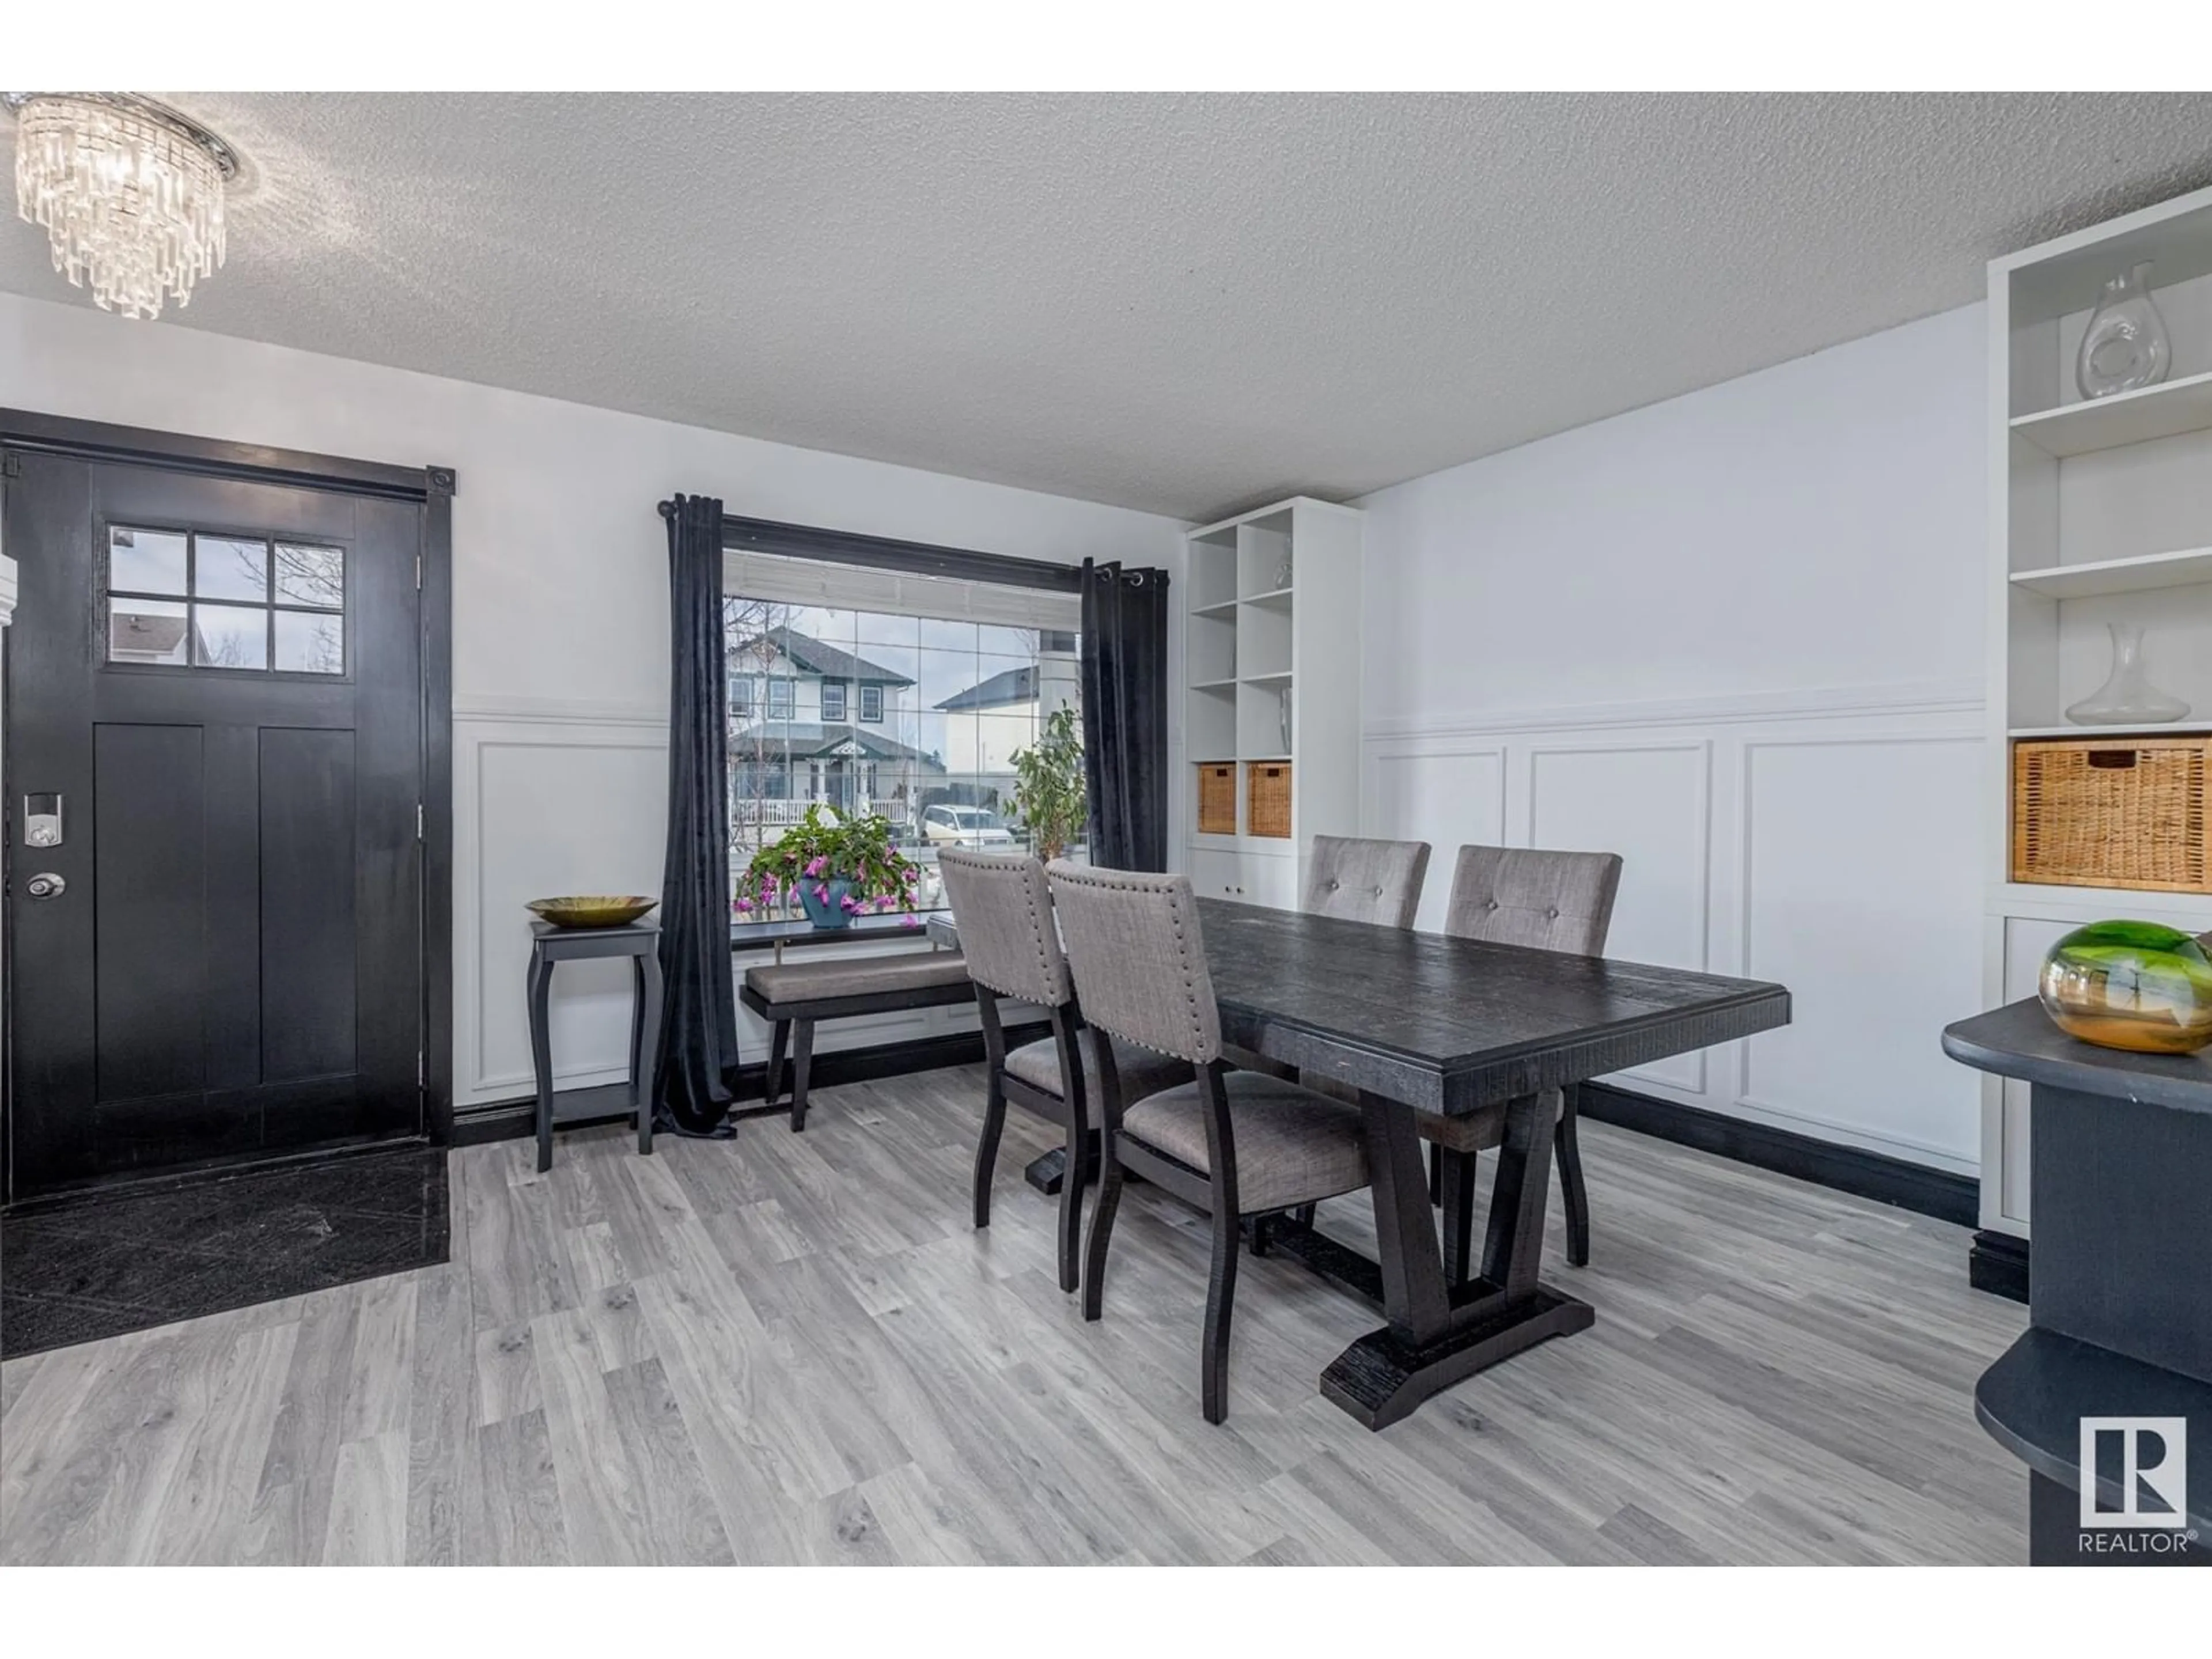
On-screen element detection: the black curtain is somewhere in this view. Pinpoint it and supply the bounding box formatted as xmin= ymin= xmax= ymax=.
xmin=1079 ymin=559 xmax=1171 ymax=871
xmin=654 ymin=494 xmax=739 ymax=1137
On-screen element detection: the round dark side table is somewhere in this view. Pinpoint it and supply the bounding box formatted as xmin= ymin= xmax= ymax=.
xmin=525 ymin=918 xmax=662 ymax=1173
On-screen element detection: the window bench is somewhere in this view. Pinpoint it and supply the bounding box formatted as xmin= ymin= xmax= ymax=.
xmin=731 ymin=916 xmax=978 ymax=1131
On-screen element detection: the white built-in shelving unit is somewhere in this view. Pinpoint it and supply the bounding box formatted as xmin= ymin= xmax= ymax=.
xmin=1981 ymin=182 xmax=2212 ymax=1241
xmin=1181 ymin=496 xmax=1362 ymax=910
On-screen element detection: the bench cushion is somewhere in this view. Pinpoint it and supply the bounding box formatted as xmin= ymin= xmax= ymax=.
xmin=1004 ymin=1032 xmax=1192 ymax=1106
xmin=1120 ymin=1073 xmax=1369 ymax=1213
xmin=744 ymin=950 xmax=972 ymax=1008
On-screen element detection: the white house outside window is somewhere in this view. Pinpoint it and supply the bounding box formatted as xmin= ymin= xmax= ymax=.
xmin=723 ymin=552 xmax=1084 ymax=910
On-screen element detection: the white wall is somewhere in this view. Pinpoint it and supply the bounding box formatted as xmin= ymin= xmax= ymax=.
xmin=1357 ymin=304 xmax=1990 ymax=1174
xmin=0 ymin=290 xmax=1184 ymax=1113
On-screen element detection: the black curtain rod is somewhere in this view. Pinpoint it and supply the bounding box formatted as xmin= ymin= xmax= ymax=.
xmin=658 ymin=500 xmax=1126 ymax=594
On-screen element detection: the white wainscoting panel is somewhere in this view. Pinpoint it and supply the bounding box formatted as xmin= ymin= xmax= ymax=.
xmin=1362 ymin=685 xmax=1986 ymax=1175
xmin=460 ymin=714 xmax=668 ymax=1106
xmin=1527 ymin=741 xmax=1712 ymax=1091
xmin=1737 ymin=733 xmax=1984 ymax=1170
xmin=1363 ymin=748 xmax=1506 ymax=932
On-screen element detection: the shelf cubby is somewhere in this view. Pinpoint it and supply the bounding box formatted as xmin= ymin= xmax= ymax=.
xmin=1237 ymin=680 xmax=1293 ymax=759
xmin=1188 ymin=607 xmax=1237 ymax=684
xmin=1237 ymin=514 xmax=1294 ymax=599
xmin=1189 ymin=683 xmax=1237 ymax=763
xmin=1188 ymin=529 xmax=1238 ymax=613
xmin=1238 ymin=598 xmax=1293 ymax=680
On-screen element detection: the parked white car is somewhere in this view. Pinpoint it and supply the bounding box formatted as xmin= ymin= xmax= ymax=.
xmin=920 ymin=804 xmax=1016 ymax=847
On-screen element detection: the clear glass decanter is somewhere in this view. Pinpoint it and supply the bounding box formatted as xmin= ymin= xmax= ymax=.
xmin=2076 ymin=262 xmax=2172 ymax=400
xmin=2065 ymin=622 xmax=2190 ymax=725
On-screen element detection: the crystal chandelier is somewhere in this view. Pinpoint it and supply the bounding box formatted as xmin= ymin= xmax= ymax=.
xmin=5 ymin=92 xmax=238 ymax=321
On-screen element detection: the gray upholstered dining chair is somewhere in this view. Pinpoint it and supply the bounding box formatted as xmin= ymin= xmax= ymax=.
xmin=1301 ymin=835 xmax=1433 ymax=929
xmin=1420 ymin=844 xmax=1624 ymax=1278
xmin=1046 ymin=860 xmax=1371 ymax=1426
xmin=937 ymin=849 xmax=1191 ymax=1294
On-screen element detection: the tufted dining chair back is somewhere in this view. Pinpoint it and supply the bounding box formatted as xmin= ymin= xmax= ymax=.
xmin=1442 ymin=845 xmax=1622 ymax=956
xmin=1301 ymin=835 xmax=1432 ymax=929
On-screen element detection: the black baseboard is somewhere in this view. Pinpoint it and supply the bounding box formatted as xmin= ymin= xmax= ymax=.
xmin=1576 ymin=1081 xmax=1980 ymax=1229
xmin=1968 ymin=1228 xmax=2032 ymax=1304
xmin=450 ymin=1022 xmax=1046 ymax=1148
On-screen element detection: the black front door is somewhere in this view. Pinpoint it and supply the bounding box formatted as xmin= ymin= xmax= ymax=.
xmin=5 ymin=449 xmax=426 ymax=1196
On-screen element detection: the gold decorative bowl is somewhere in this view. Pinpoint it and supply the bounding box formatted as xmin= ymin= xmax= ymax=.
xmin=527 ymin=895 xmax=658 ymax=929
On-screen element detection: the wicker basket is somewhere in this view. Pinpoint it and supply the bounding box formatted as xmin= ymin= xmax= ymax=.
xmin=1196 ymin=763 xmax=1237 ymax=836
xmin=2012 ymin=736 xmax=2212 ymax=893
xmin=1247 ymin=762 xmax=1292 ymax=839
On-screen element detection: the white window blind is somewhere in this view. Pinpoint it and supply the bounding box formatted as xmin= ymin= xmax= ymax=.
xmin=724 ymin=550 xmax=1082 ymax=634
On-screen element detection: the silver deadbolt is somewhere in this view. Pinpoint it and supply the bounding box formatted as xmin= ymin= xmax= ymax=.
xmin=24 ymin=873 xmax=66 ymax=900
xmin=25 ymin=793 xmax=62 ymax=849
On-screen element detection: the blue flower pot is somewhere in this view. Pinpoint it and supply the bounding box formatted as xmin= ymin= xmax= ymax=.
xmin=798 ymin=877 xmax=856 ymax=930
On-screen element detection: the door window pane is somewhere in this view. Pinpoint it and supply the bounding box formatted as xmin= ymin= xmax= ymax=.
xmin=108 ymin=597 xmax=190 ymax=664
xmin=109 ymin=527 xmax=188 ymax=596
xmin=274 ymin=543 xmax=344 ymax=609
xmin=105 ymin=529 xmax=347 ymax=675
xmin=194 ymin=537 xmax=269 ymax=603
xmin=193 ymin=603 xmax=269 ymax=670
xmin=274 ymin=610 xmax=345 ymax=675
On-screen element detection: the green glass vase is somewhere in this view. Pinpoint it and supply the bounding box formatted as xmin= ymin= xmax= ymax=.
xmin=2037 ymin=920 xmax=2212 ymax=1055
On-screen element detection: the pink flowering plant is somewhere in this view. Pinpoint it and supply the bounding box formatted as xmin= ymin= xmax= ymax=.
xmin=738 ymin=804 xmax=923 ymax=927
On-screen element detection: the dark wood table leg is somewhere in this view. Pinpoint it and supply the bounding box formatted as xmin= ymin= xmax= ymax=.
xmin=1437 ymin=1147 xmax=1478 ymax=1285
xmin=1319 ymin=1088 xmax=1593 ymax=1430
xmin=1023 ymin=1130 xmax=1104 ymax=1196
xmin=527 ymin=950 xmax=555 ymax=1175
xmin=632 ymin=950 xmax=662 ymax=1156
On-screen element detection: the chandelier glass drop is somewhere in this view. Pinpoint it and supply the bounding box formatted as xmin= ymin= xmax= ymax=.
xmin=8 ymin=93 xmax=236 ymax=321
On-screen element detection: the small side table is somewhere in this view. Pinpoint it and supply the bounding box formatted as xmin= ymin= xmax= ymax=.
xmin=526 ymin=919 xmax=663 ymax=1173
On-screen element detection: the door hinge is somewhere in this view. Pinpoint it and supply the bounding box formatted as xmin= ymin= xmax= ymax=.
xmin=416 ymin=802 xmax=425 ymax=841
xmin=418 ymin=1051 xmax=426 ymax=1090
xmin=2 ymin=452 xmax=20 ymax=478
xmin=415 ymin=553 xmax=422 ymax=590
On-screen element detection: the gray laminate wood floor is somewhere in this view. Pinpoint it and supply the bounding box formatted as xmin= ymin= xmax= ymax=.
xmin=0 ymin=1066 xmax=2028 ymax=1565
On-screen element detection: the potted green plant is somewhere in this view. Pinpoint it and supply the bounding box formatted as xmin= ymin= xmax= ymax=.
xmin=738 ymin=804 xmax=921 ymax=930
xmin=1010 ymin=704 xmax=1086 ymax=863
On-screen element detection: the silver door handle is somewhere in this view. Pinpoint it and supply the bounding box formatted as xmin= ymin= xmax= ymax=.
xmin=24 ymin=872 xmax=66 ymax=900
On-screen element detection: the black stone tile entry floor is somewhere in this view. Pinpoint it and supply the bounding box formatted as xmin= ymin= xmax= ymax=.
xmin=0 ymin=1144 xmax=449 ymax=1359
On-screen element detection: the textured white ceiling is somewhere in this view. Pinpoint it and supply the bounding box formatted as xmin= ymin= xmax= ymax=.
xmin=7 ymin=92 xmax=2212 ymax=518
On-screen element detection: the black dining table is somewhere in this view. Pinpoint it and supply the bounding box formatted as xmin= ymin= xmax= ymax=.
xmin=933 ymin=896 xmax=1791 ymax=1429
